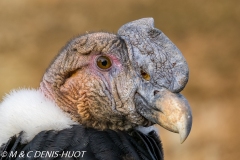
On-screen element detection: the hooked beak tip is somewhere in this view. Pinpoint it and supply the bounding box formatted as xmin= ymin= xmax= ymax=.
xmin=178 ymin=114 xmax=192 ymax=143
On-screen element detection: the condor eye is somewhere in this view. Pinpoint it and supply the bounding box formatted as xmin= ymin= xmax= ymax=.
xmin=141 ymin=70 xmax=151 ymax=81
xmin=96 ymin=55 xmax=112 ymax=70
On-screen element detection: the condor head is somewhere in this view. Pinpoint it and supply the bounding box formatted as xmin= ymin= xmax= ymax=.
xmin=40 ymin=18 xmax=192 ymax=143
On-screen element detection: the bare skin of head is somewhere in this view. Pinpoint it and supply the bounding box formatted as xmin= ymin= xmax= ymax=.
xmin=40 ymin=33 xmax=151 ymax=131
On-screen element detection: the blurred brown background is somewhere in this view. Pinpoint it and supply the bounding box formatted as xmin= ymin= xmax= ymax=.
xmin=0 ymin=0 xmax=239 ymax=159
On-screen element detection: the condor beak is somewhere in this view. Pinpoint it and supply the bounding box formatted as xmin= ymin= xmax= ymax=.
xmin=152 ymin=89 xmax=192 ymax=143
xmin=135 ymin=88 xmax=192 ymax=143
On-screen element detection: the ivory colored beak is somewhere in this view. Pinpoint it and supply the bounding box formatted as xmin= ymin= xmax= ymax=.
xmin=154 ymin=89 xmax=192 ymax=143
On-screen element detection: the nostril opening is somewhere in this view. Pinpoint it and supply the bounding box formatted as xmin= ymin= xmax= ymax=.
xmin=154 ymin=90 xmax=159 ymax=96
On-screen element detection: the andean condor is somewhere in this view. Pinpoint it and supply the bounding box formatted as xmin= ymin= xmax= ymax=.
xmin=0 ymin=18 xmax=192 ymax=160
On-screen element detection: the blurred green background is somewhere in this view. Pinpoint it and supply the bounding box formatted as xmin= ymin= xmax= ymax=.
xmin=0 ymin=0 xmax=239 ymax=159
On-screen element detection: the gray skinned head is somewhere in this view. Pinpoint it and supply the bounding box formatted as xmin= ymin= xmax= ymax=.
xmin=118 ymin=18 xmax=189 ymax=93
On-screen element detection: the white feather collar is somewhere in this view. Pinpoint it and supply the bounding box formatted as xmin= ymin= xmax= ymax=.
xmin=0 ymin=89 xmax=76 ymax=144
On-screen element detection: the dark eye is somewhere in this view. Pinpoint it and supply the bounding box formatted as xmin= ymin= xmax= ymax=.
xmin=96 ymin=55 xmax=112 ymax=70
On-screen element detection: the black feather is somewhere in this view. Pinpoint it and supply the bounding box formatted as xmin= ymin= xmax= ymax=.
xmin=0 ymin=125 xmax=163 ymax=160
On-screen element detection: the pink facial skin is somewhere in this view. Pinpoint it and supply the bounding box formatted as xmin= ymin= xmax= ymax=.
xmin=88 ymin=53 xmax=123 ymax=92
